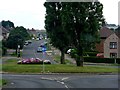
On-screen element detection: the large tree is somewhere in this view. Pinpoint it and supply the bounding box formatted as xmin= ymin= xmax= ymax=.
xmin=44 ymin=2 xmax=70 ymax=64
xmin=7 ymin=26 xmax=30 ymax=54
xmin=61 ymin=2 xmax=105 ymax=66
xmin=44 ymin=2 xmax=105 ymax=66
xmin=1 ymin=20 xmax=14 ymax=29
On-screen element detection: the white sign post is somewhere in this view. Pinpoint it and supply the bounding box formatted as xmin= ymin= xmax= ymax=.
xmin=42 ymin=47 xmax=46 ymax=73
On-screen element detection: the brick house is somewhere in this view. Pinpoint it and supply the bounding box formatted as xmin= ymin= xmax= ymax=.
xmin=95 ymin=26 xmax=120 ymax=58
xmin=2 ymin=26 xmax=10 ymax=40
xmin=104 ymin=33 xmax=120 ymax=58
xmin=96 ymin=27 xmax=114 ymax=53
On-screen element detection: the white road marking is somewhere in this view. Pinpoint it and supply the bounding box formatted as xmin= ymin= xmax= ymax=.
xmin=65 ymin=85 xmax=69 ymax=88
xmin=11 ymin=82 xmax=14 ymax=85
xmin=62 ymin=77 xmax=69 ymax=81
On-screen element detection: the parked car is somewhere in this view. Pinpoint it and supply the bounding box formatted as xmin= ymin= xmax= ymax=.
xmin=40 ymin=43 xmax=45 ymax=47
xmin=37 ymin=47 xmax=42 ymax=52
xmin=24 ymin=41 xmax=29 ymax=45
xmin=43 ymin=60 xmax=51 ymax=64
xmin=67 ymin=49 xmax=74 ymax=54
xmin=28 ymin=40 xmax=32 ymax=43
xmin=96 ymin=53 xmax=104 ymax=58
xmin=32 ymin=37 xmax=35 ymax=40
xmin=36 ymin=38 xmax=39 ymax=41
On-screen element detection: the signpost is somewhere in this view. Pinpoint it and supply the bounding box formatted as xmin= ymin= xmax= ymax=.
xmin=17 ymin=45 xmax=20 ymax=58
xmin=42 ymin=46 xmax=46 ymax=73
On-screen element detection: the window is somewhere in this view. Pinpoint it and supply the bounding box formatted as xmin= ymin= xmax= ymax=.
xmin=110 ymin=53 xmax=117 ymax=58
xmin=109 ymin=42 xmax=117 ymax=49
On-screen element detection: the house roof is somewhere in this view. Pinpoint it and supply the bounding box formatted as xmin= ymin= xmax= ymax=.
xmin=115 ymin=31 xmax=120 ymax=38
xmin=2 ymin=26 xmax=9 ymax=34
xmin=99 ymin=26 xmax=114 ymax=38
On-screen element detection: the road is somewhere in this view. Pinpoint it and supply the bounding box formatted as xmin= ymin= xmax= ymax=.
xmin=22 ymin=39 xmax=56 ymax=64
xmin=2 ymin=74 xmax=119 ymax=89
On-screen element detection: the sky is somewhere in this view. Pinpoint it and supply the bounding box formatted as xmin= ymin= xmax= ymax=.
xmin=0 ymin=0 xmax=119 ymax=30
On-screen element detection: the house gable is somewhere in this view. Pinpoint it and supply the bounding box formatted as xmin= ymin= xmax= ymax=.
xmin=104 ymin=33 xmax=119 ymax=58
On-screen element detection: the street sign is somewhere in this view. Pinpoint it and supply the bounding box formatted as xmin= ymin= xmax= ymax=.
xmin=42 ymin=47 xmax=46 ymax=52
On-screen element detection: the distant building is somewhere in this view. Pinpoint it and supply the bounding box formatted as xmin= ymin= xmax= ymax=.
xmin=27 ymin=28 xmax=46 ymax=38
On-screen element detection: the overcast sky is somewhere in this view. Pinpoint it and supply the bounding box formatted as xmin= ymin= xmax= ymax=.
xmin=0 ymin=0 xmax=119 ymax=29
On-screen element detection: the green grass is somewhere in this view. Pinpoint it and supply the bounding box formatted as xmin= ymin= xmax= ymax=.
xmin=53 ymin=55 xmax=73 ymax=64
xmin=0 ymin=79 xmax=7 ymax=87
xmin=2 ymin=59 xmax=119 ymax=74
xmin=10 ymin=51 xmax=22 ymax=57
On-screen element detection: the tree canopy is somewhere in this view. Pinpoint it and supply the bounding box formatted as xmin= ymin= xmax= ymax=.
xmin=1 ymin=20 xmax=14 ymax=28
xmin=44 ymin=2 xmax=105 ymax=66
xmin=44 ymin=2 xmax=71 ymax=64
xmin=7 ymin=26 xmax=31 ymax=50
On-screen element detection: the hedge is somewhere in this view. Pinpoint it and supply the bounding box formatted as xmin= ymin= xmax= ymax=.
xmin=84 ymin=52 xmax=98 ymax=56
xmin=84 ymin=57 xmax=120 ymax=64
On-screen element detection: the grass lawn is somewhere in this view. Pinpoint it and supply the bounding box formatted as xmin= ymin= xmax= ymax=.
xmin=53 ymin=55 xmax=73 ymax=64
xmin=2 ymin=59 xmax=119 ymax=74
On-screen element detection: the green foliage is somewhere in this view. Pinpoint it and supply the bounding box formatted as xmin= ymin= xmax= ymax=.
xmin=1 ymin=20 xmax=14 ymax=28
xmin=84 ymin=52 xmax=98 ymax=56
xmin=6 ymin=26 xmax=30 ymax=49
xmin=2 ymin=40 xmax=7 ymax=55
xmin=84 ymin=57 xmax=120 ymax=64
xmin=0 ymin=79 xmax=7 ymax=87
xmin=44 ymin=2 xmax=71 ymax=64
xmin=70 ymin=49 xmax=77 ymax=58
xmin=44 ymin=2 xmax=105 ymax=66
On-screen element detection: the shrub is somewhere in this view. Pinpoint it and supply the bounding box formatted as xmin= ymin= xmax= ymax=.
xmin=70 ymin=49 xmax=77 ymax=58
xmin=84 ymin=57 xmax=120 ymax=64
xmin=84 ymin=52 xmax=98 ymax=56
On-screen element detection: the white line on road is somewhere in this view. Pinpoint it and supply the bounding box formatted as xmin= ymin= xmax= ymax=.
xmin=11 ymin=82 xmax=14 ymax=85
xmin=65 ymin=85 xmax=69 ymax=88
xmin=62 ymin=77 xmax=69 ymax=81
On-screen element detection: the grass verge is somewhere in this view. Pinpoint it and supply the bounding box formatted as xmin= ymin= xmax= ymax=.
xmin=2 ymin=59 xmax=119 ymax=74
xmin=10 ymin=51 xmax=22 ymax=57
xmin=0 ymin=79 xmax=7 ymax=87
xmin=53 ymin=55 xmax=73 ymax=64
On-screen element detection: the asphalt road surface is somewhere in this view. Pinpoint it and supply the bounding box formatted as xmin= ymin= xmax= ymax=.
xmin=22 ymin=39 xmax=56 ymax=64
xmin=2 ymin=74 xmax=119 ymax=89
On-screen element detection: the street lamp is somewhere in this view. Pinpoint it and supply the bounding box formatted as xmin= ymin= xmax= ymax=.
xmin=18 ymin=45 xmax=20 ymax=58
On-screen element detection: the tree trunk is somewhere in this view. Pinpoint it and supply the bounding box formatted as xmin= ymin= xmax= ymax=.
xmin=15 ymin=48 xmax=17 ymax=55
xmin=60 ymin=50 xmax=65 ymax=64
xmin=76 ymin=56 xmax=84 ymax=67
xmin=76 ymin=46 xmax=84 ymax=67
xmin=80 ymin=56 xmax=84 ymax=67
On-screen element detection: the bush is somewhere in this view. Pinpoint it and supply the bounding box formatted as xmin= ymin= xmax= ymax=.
xmin=84 ymin=52 xmax=98 ymax=56
xmin=70 ymin=49 xmax=77 ymax=58
xmin=84 ymin=57 xmax=120 ymax=64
